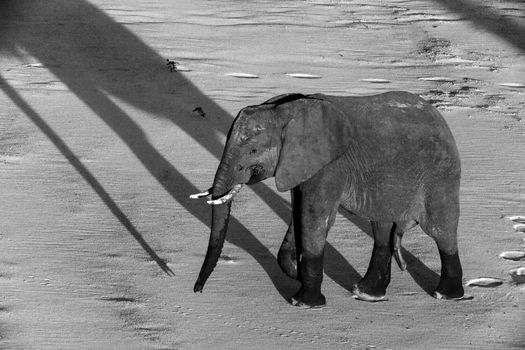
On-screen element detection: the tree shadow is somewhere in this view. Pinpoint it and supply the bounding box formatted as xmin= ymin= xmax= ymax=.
xmin=0 ymin=0 xmax=299 ymax=299
xmin=0 ymin=0 xmax=439 ymax=300
xmin=0 ymin=76 xmax=175 ymax=276
xmin=429 ymin=0 xmax=525 ymax=52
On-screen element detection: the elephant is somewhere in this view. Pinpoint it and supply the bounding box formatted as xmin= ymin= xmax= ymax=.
xmin=191 ymin=91 xmax=467 ymax=307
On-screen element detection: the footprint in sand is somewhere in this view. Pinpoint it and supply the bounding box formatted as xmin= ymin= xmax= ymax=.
xmin=166 ymin=59 xmax=191 ymax=72
xmin=508 ymin=216 xmax=525 ymax=232
xmin=498 ymin=83 xmax=525 ymax=89
xmin=176 ymin=66 xmax=191 ymax=72
xmin=508 ymin=215 xmax=525 ymax=223
xmin=226 ymin=73 xmax=259 ymax=79
xmin=513 ymin=224 xmax=525 ymax=232
xmin=286 ymin=73 xmax=322 ymax=79
xmin=466 ymin=278 xmax=503 ymax=287
xmin=499 ymin=251 xmax=525 ymax=261
xmin=418 ymin=77 xmax=455 ymax=83
xmin=509 ymin=268 xmax=525 ymax=284
xmin=466 ymin=214 xmax=525 ymax=289
xmin=218 ymin=255 xmax=240 ymax=265
xmin=359 ymin=78 xmax=391 ymax=83
xmin=25 ymin=63 xmax=45 ymax=68
xmin=499 ymin=216 xmax=525 ymax=284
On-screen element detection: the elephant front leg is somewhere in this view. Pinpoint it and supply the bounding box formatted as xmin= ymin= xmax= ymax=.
xmin=291 ymin=250 xmax=326 ymax=308
xmin=290 ymin=187 xmax=339 ymax=308
xmin=291 ymin=220 xmax=327 ymax=308
xmin=352 ymin=221 xmax=394 ymax=302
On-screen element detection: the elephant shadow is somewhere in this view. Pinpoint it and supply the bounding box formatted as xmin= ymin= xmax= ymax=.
xmin=0 ymin=0 xmax=439 ymax=300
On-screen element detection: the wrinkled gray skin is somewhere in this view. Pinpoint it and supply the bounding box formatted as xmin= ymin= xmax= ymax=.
xmin=194 ymin=92 xmax=465 ymax=307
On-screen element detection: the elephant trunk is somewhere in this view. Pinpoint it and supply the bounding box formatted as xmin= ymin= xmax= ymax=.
xmin=193 ymin=201 xmax=232 ymax=292
xmin=193 ymin=161 xmax=234 ymax=293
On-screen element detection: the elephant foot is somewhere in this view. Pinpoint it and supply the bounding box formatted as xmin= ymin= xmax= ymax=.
xmin=277 ymin=249 xmax=298 ymax=280
xmin=432 ymin=291 xmax=473 ymax=301
xmin=433 ymin=276 xmax=472 ymax=300
xmin=290 ymin=289 xmax=326 ymax=308
xmin=351 ymin=284 xmax=387 ymax=302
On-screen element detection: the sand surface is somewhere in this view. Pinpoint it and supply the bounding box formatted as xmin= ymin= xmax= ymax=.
xmin=0 ymin=0 xmax=524 ymax=349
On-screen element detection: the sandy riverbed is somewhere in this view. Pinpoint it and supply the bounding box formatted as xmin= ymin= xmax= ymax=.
xmin=0 ymin=0 xmax=524 ymax=349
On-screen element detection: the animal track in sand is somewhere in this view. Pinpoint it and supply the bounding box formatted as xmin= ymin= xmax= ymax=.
xmin=101 ymin=296 xmax=138 ymax=303
xmin=25 ymin=63 xmax=45 ymax=68
xmin=467 ymin=215 xmax=525 ymax=290
xmin=171 ymin=304 xmax=386 ymax=349
xmin=286 ymin=73 xmax=322 ymax=79
xmin=508 ymin=216 xmax=525 ymax=223
xmin=217 ymin=255 xmax=239 ymax=265
xmin=359 ymin=78 xmax=391 ymax=83
xmin=498 ymin=83 xmax=525 ymax=89
xmin=513 ymin=224 xmax=525 ymax=232
xmin=499 ymin=251 xmax=525 ymax=261
xmin=226 ymin=72 xmax=259 ymax=79
xmin=500 ymin=216 xmax=525 ymax=284
xmin=416 ymin=37 xmax=453 ymax=60
xmin=101 ymin=294 xmax=169 ymax=343
xmin=418 ymin=76 xmax=455 ymax=82
xmin=466 ymin=278 xmax=504 ymax=287
xmin=509 ymin=268 xmax=525 ymax=284
xmin=419 ymin=80 xmax=524 ymax=119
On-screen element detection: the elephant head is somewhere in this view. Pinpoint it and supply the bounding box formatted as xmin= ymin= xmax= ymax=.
xmin=192 ymin=93 xmax=354 ymax=292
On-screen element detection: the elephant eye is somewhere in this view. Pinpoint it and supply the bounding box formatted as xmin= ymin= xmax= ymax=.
xmin=250 ymin=149 xmax=257 ymax=155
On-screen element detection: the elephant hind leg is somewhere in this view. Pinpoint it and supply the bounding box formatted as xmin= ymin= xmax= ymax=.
xmin=421 ymin=227 xmax=466 ymax=300
xmin=432 ymin=250 xmax=471 ymax=300
xmin=419 ymin=194 xmax=468 ymax=300
xmin=393 ymin=233 xmax=405 ymax=270
xmin=277 ymin=219 xmax=298 ymax=280
xmin=392 ymin=220 xmax=417 ymax=271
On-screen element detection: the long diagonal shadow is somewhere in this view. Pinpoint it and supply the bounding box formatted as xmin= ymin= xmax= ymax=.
xmin=64 ymin=82 xmax=297 ymax=298
xmin=0 ymin=73 xmax=295 ymax=298
xmin=0 ymin=0 xmax=441 ymax=298
xmin=0 ymin=76 xmax=174 ymax=276
xmin=428 ymin=0 xmax=525 ymax=52
xmin=0 ymin=0 xmax=296 ymax=298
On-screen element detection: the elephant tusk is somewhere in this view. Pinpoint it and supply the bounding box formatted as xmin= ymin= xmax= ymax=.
xmin=189 ymin=188 xmax=212 ymax=199
xmin=207 ymin=184 xmax=243 ymax=205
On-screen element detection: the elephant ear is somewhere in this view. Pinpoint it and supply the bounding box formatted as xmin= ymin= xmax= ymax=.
xmin=275 ymin=98 xmax=354 ymax=192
